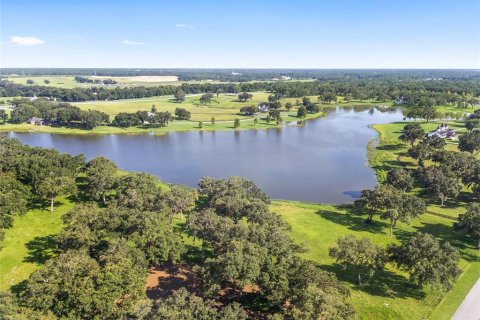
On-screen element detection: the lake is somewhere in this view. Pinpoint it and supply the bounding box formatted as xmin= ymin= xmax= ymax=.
xmin=6 ymin=107 xmax=404 ymax=203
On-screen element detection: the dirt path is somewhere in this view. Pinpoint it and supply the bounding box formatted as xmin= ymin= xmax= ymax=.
xmin=452 ymin=278 xmax=480 ymax=320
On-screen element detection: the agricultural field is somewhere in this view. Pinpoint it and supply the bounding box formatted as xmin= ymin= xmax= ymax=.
xmin=0 ymin=75 xmax=226 ymax=89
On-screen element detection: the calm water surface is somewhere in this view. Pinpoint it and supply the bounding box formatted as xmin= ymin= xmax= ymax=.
xmin=7 ymin=107 xmax=403 ymax=203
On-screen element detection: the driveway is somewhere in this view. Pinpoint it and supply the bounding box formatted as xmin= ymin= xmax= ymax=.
xmin=452 ymin=278 xmax=480 ymax=320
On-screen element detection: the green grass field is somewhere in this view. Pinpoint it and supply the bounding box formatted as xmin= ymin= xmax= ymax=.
xmin=272 ymin=201 xmax=479 ymax=320
xmin=2 ymin=75 xmax=291 ymax=89
xmin=0 ymin=93 xmax=329 ymax=135
xmin=0 ymin=196 xmax=73 ymax=291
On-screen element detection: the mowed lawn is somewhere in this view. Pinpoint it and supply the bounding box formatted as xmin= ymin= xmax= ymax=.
xmin=0 ymin=196 xmax=74 ymax=291
xmin=75 ymin=92 xmax=308 ymax=121
xmin=271 ymin=201 xmax=480 ymax=320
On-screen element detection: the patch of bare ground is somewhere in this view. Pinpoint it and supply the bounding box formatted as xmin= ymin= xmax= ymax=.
xmin=146 ymin=264 xmax=267 ymax=319
xmin=146 ymin=264 xmax=198 ymax=299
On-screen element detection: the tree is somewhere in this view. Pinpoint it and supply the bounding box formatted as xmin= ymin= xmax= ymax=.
xmin=38 ymin=175 xmax=77 ymax=211
xmin=0 ymin=174 xmax=30 ymax=247
xmin=458 ymin=131 xmax=480 ymax=154
xmin=161 ymin=185 xmax=197 ymax=217
xmin=354 ymin=188 xmax=385 ymax=223
xmin=386 ymin=168 xmax=414 ymax=191
xmin=211 ymin=116 xmax=215 ymax=126
xmin=199 ymin=93 xmax=213 ymax=105
xmin=465 ymin=118 xmax=480 ymax=132
xmin=146 ymin=288 xmax=248 ymax=319
xmin=151 ymin=105 xmax=157 ymax=113
xmin=216 ymin=88 xmax=224 ymax=98
xmin=297 ymin=106 xmax=307 ymax=118
xmin=266 ymin=114 xmax=272 ymax=123
xmin=239 ymin=106 xmax=257 ymax=115
xmin=198 ymin=121 xmax=203 ymax=128
xmin=174 ymin=90 xmax=185 ymax=102
xmin=408 ymin=143 xmax=434 ymax=167
xmin=329 ymin=235 xmax=386 ymax=286
xmin=44 ymin=79 xmax=50 ymax=85
xmin=388 ymin=232 xmax=460 ymax=290
xmin=26 ymin=79 xmax=34 ymax=85
xmin=19 ymin=248 xmax=146 ymax=319
xmin=112 ymin=112 xmax=141 ymax=127
xmin=114 ymin=173 xmax=164 ymax=211
xmin=84 ymin=157 xmax=118 ymax=203
xmin=455 ymin=203 xmax=480 ymax=249
xmin=253 ymin=117 xmax=258 ymax=126
xmin=0 ymin=110 xmax=8 ymax=124
xmin=302 ymin=97 xmax=311 ymax=106
xmin=9 ymin=104 xmax=40 ymax=123
xmin=379 ymin=190 xmax=426 ymax=236
xmin=419 ymin=105 xmax=438 ymax=122
xmin=234 ymin=118 xmax=240 ymax=128
xmin=306 ymin=103 xmax=320 ymax=113
xmin=399 ymin=123 xmax=425 ymax=147
xmin=419 ymin=166 xmax=460 ymax=206
xmin=238 ymin=92 xmax=253 ymax=102
xmin=175 ymin=107 xmax=191 ymax=120
xmin=285 ymin=102 xmax=293 ymax=111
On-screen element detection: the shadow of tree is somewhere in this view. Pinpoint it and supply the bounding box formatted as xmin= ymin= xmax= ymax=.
xmin=320 ymin=263 xmax=425 ymax=300
xmin=317 ymin=209 xmax=387 ymax=235
xmin=10 ymin=280 xmax=28 ymax=296
xmin=413 ymin=222 xmax=479 ymax=262
xmin=23 ymin=235 xmax=59 ymax=264
xmin=377 ymin=144 xmax=404 ymax=152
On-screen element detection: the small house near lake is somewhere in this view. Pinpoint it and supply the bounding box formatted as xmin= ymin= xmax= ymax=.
xmin=257 ymin=103 xmax=269 ymax=113
xmin=26 ymin=117 xmax=46 ymax=126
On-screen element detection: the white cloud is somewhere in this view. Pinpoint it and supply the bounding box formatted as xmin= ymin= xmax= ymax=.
xmin=121 ymin=39 xmax=144 ymax=45
xmin=9 ymin=36 xmax=45 ymax=46
xmin=175 ymin=23 xmax=196 ymax=29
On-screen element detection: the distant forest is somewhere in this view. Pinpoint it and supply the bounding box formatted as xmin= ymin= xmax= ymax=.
xmin=1 ymin=68 xmax=479 ymax=82
xmin=0 ymin=70 xmax=479 ymax=105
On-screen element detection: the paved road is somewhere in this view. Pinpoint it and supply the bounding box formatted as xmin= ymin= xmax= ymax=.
xmin=452 ymin=278 xmax=480 ymax=320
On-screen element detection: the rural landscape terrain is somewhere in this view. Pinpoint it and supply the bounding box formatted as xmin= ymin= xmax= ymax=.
xmin=1 ymin=0 xmax=479 ymax=319
xmin=0 ymin=68 xmax=479 ymax=320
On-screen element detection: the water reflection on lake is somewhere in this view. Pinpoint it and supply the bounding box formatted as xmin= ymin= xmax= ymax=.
xmin=7 ymin=106 xmax=404 ymax=203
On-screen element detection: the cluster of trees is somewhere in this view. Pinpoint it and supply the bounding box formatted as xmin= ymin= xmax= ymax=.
xmin=357 ymin=122 xmax=480 ymax=251
xmin=329 ymin=233 xmax=460 ymax=290
xmin=7 ymin=98 xmax=109 ymax=129
xmin=74 ymin=75 xmax=118 ymax=85
xmin=112 ymin=110 xmax=172 ymax=128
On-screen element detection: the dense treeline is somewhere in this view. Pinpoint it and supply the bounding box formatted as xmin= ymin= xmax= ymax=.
xmin=1 ymin=71 xmax=479 ymax=106
xmin=7 ymin=99 xmax=109 ymax=129
xmin=2 ymin=68 xmax=479 ymax=82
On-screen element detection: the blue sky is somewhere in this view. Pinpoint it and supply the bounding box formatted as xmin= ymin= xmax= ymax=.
xmin=1 ymin=0 xmax=479 ymax=68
